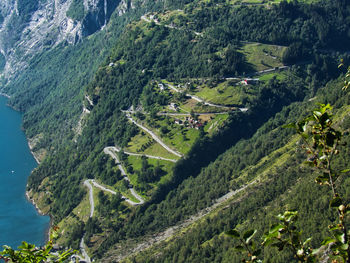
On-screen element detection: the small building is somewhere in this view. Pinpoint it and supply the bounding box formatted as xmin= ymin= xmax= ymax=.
xmin=169 ymin=103 xmax=178 ymax=111
xmin=158 ymin=83 xmax=166 ymax=91
xmin=240 ymin=79 xmax=248 ymax=86
xmin=241 ymin=78 xmax=259 ymax=86
xmin=195 ymin=122 xmax=204 ymax=130
xmin=174 ymin=119 xmax=183 ymax=125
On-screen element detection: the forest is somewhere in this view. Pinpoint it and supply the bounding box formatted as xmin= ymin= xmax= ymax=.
xmin=1 ymin=0 xmax=350 ymax=261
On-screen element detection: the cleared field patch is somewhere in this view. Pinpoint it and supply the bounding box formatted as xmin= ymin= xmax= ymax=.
xmin=192 ymin=81 xmax=249 ymax=106
xmin=240 ymin=42 xmax=286 ymax=72
xmin=258 ymin=72 xmax=287 ymax=82
xmin=127 ymin=155 xmax=175 ymax=185
xmin=153 ymin=116 xmax=201 ymax=154
xmin=204 ymin=114 xmax=229 ymax=134
xmin=226 ymin=0 xmax=320 ymax=4
xmin=125 ymin=131 xmax=179 ymax=160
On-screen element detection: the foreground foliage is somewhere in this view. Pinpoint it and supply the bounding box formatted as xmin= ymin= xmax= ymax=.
xmin=226 ymin=94 xmax=350 ymax=261
xmin=0 ymin=229 xmax=73 ymax=263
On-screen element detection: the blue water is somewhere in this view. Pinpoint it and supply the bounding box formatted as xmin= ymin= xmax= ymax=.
xmin=0 ymin=96 xmax=50 ymax=248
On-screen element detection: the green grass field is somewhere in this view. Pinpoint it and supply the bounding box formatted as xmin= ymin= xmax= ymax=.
xmin=125 ymin=131 xmax=179 ymax=160
xmin=127 ymin=155 xmax=175 ymax=183
xmin=204 ymin=114 xmax=229 ymax=134
xmin=191 ymin=80 xmax=250 ymax=106
xmin=146 ymin=116 xmax=201 ymax=154
xmin=240 ymin=42 xmax=286 ymax=72
xmin=258 ymin=72 xmax=287 ymax=82
xmin=226 ymin=0 xmax=320 ymax=4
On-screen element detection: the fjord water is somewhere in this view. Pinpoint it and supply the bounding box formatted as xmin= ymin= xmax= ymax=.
xmin=0 ymin=96 xmax=50 ymax=248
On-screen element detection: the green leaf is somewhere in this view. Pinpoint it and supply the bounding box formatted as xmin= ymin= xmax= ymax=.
xmin=269 ymin=224 xmax=284 ymax=235
xmin=330 ymin=197 xmax=343 ymax=208
xmin=340 ymin=169 xmax=350 ymax=173
xmin=313 ymin=111 xmax=322 ymax=118
xmin=312 ymin=247 xmax=322 ymax=255
xmin=340 ymin=243 xmax=349 ymax=251
xmin=225 ymin=229 xmax=240 ymax=238
xmin=329 ymin=225 xmax=341 ymax=231
xmin=253 ymin=248 xmax=261 ymax=256
xmin=283 ymin=122 xmax=296 ymax=129
xmin=243 ymin=229 xmax=257 ymax=244
xmin=303 ymin=237 xmax=312 ymax=246
xmin=297 ymin=121 xmax=307 ymax=133
xmin=334 ymin=233 xmax=345 ymax=243
xmin=321 ymin=236 xmax=335 ymax=246
xmin=262 ymin=236 xmax=275 ymax=246
xmin=283 ymin=210 xmax=298 ymax=222
xmin=234 ymin=245 xmax=245 ymax=252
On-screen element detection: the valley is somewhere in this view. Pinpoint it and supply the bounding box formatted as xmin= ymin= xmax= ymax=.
xmin=0 ymin=0 xmax=350 ymax=262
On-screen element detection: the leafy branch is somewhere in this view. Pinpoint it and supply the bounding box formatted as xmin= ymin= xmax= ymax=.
xmin=289 ymin=103 xmax=349 ymax=262
xmin=339 ymin=60 xmax=350 ymax=91
xmin=0 ymin=227 xmax=74 ymax=263
xmin=226 ymin=228 xmax=261 ymax=263
xmin=227 ymin=102 xmax=349 ymax=262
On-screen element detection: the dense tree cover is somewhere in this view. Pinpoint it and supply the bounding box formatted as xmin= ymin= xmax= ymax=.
xmin=122 ymin=75 xmax=350 ymax=263
xmin=136 ymin=156 xmax=166 ymax=184
xmin=22 ymin=0 xmax=192 ymax=224
xmin=181 ymin=0 xmax=350 ymax=50
xmin=90 ymin=60 xmax=348 ymax=257
xmin=66 ymin=0 xmax=85 ymax=21
xmin=6 ymin=0 xmax=350 ymax=258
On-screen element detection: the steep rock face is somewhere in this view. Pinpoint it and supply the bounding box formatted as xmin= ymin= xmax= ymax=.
xmin=0 ymin=0 xmax=123 ymax=82
xmin=82 ymin=0 xmax=121 ymax=36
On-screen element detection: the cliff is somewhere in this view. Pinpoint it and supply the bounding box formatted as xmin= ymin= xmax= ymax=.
xmin=0 ymin=0 xmax=125 ymax=82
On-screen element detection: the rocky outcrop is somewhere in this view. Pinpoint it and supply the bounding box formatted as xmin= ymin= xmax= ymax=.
xmin=0 ymin=0 xmax=127 ymax=82
xmin=82 ymin=0 xmax=121 ymax=35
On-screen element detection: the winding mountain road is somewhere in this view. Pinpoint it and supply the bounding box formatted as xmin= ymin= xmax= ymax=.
xmin=90 ymin=179 xmax=118 ymax=195
xmin=104 ymin=147 xmax=128 ymax=180
xmin=103 ymin=147 xmax=145 ymax=204
xmin=79 ymin=235 xmax=91 ymax=263
xmin=125 ymin=114 xmax=183 ymax=158
xmin=78 ymin=173 xmax=145 ymax=262
xmin=105 ymin=146 xmax=177 ymax=163
xmin=78 ymin=181 xmax=94 ymax=263
xmin=141 ymin=15 xmax=202 ymax=36
xmin=84 ymin=180 xmax=94 ymax=218
xmin=103 ymin=179 xmax=259 ymax=262
xmin=167 ymin=84 xmax=233 ymax=110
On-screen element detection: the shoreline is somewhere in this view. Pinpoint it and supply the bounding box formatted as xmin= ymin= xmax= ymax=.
xmin=0 ymin=92 xmax=10 ymax=99
xmin=27 ymin=140 xmax=41 ymax=165
xmin=1 ymin=93 xmax=50 ymax=244
xmin=25 ymin=189 xmax=46 ymax=216
xmin=26 ymin=139 xmax=50 ymax=243
xmin=25 ymin=189 xmax=52 ymax=244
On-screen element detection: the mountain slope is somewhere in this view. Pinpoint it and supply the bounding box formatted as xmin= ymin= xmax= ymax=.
xmin=1 ymin=0 xmax=350 ymax=261
xmin=117 ymin=79 xmax=350 ymax=262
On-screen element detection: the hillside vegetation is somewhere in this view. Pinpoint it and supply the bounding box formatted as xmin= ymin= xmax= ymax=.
xmin=2 ymin=0 xmax=350 ymax=261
